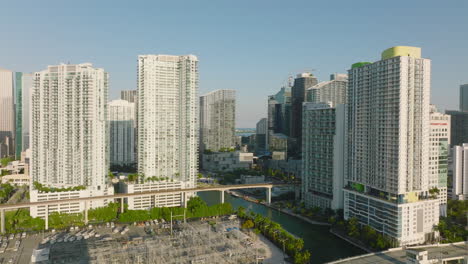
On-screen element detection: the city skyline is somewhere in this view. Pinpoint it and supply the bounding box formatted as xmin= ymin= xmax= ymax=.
xmin=1 ymin=1 xmax=467 ymax=127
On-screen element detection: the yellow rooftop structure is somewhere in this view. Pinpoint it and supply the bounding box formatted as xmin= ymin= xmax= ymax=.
xmin=381 ymin=46 xmax=421 ymax=60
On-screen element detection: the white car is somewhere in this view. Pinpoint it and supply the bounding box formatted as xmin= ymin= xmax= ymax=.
xmin=21 ymin=232 xmax=26 ymax=238
xmin=8 ymin=234 xmax=14 ymax=240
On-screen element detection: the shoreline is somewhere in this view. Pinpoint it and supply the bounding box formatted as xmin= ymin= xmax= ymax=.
xmin=227 ymin=190 xmax=331 ymax=226
xmin=329 ymin=229 xmax=373 ymax=253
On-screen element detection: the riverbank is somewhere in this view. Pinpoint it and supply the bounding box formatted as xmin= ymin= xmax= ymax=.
xmin=227 ymin=190 xmax=331 ymax=226
xmin=329 ymin=229 xmax=373 ymax=253
xmin=198 ymin=191 xmax=365 ymax=263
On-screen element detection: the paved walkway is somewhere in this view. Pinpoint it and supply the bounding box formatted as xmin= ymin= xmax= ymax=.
xmin=257 ymin=234 xmax=290 ymax=264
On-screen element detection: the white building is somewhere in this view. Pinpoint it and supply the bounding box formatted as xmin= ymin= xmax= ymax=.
xmin=121 ymin=181 xmax=190 ymax=210
xmin=0 ymin=67 xmax=15 ymax=158
xmin=199 ymin=89 xmax=236 ymax=153
xmin=302 ymin=102 xmax=346 ymax=210
xmin=429 ymin=105 xmax=450 ymax=216
xmin=1 ymin=174 xmax=30 ymax=185
xmin=344 ymin=47 xmax=439 ymax=246
xmin=108 ymin=99 xmax=135 ymax=166
xmin=30 ymin=63 xmax=113 ymax=218
xmin=307 ymin=73 xmax=347 ymax=105
xmin=451 ymin=143 xmax=468 ymax=200
xmin=134 ymin=54 xmax=199 ymax=208
xmin=202 ymin=151 xmax=253 ymax=172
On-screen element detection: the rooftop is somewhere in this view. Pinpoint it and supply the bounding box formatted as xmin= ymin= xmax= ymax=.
xmin=328 ymin=242 xmax=467 ymax=264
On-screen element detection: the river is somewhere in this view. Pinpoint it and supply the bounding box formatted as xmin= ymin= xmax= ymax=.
xmin=198 ymin=191 xmax=364 ymax=264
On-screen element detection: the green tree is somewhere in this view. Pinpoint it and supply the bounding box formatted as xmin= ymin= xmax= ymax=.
xmin=347 ymin=217 xmax=360 ymax=238
xmin=242 ymin=219 xmax=254 ymax=229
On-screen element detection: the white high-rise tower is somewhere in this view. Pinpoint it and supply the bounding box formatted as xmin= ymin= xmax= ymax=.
xmin=125 ymin=55 xmax=198 ymax=210
xmin=30 ymin=63 xmax=113 ymax=217
xmin=344 ymin=47 xmax=439 ymax=246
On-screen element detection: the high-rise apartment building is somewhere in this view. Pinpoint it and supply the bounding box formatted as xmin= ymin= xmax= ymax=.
xmin=130 ymin=54 xmax=198 ymax=209
xmin=30 ymin=63 xmax=113 ymax=218
xmin=108 ymin=99 xmax=135 ymax=166
xmin=255 ymin=118 xmax=267 ymax=154
xmin=446 ymin=110 xmax=468 ymax=146
xmin=199 ymin=89 xmax=236 ymax=153
xmin=429 ymin=105 xmax=450 ymax=216
xmin=0 ymin=67 xmax=15 ymax=158
xmin=344 ymin=47 xmax=439 ymax=246
xmin=307 ymin=73 xmax=347 ymax=105
xmin=121 ymin=90 xmax=137 ymax=103
xmin=302 ymin=102 xmax=346 ymax=210
xmin=290 ymin=73 xmax=318 ymax=156
xmin=267 ymin=86 xmax=292 ymax=137
xmin=14 ymin=73 xmax=33 ymax=158
xmin=451 ymin=143 xmax=468 ymax=200
xmin=460 ymin=84 xmax=468 ymax=112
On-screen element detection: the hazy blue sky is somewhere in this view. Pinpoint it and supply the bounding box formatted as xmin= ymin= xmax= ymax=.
xmin=1 ymin=0 xmax=467 ymax=127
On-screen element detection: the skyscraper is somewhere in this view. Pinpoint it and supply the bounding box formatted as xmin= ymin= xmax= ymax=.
xmin=137 ymin=54 xmax=198 ymax=187
xmin=460 ymin=84 xmax=468 ymax=112
xmin=199 ymin=89 xmax=236 ymax=153
xmin=30 ymin=63 xmax=113 ymax=218
xmin=344 ymin=46 xmax=439 ymax=245
xmin=451 ymin=143 xmax=468 ymax=200
xmin=429 ymin=105 xmax=450 ymax=216
xmin=267 ymin=86 xmax=291 ymax=137
xmin=14 ymin=72 xmax=33 ymax=158
xmin=121 ymin=90 xmax=137 ymax=103
xmin=0 ymin=67 xmax=15 ymax=158
xmin=255 ymin=118 xmax=267 ymax=154
xmin=302 ymin=102 xmax=346 ymax=210
xmin=307 ymin=73 xmax=347 ymax=105
xmin=31 ymin=63 xmax=109 ymax=187
xmin=108 ymin=99 xmax=135 ymax=166
xmin=290 ymin=73 xmax=318 ymax=157
xmin=446 ymin=110 xmax=468 ymax=146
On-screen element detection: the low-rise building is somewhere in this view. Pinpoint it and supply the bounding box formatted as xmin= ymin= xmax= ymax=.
xmin=1 ymin=174 xmax=30 ymax=185
xmin=121 ymin=181 xmax=192 ymax=210
xmin=30 ymin=185 xmax=114 ymax=218
xmin=239 ymin=175 xmax=265 ymax=184
xmin=202 ymin=151 xmax=253 ymax=172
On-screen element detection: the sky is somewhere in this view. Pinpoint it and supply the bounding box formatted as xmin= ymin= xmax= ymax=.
xmin=1 ymin=0 xmax=467 ymax=127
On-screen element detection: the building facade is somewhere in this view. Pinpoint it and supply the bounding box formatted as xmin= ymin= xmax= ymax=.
xmin=15 ymin=72 xmax=33 ymax=158
xmin=451 ymin=143 xmax=468 ymax=200
xmin=290 ymin=73 xmax=318 ymax=156
xmin=255 ymin=118 xmax=267 ymax=154
xmin=446 ymin=110 xmax=468 ymax=146
xmin=30 ymin=63 xmax=113 ymax=217
xmin=108 ymin=99 xmax=135 ymax=166
xmin=302 ymin=102 xmax=346 ymax=210
xmin=429 ymin=105 xmax=450 ymax=216
xmin=460 ymin=84 xmax=468 ymax=112
xmin=344 ymin=47 xmax=439 ymax=246
xmin=306 ymin=73 xmax=347 ymax=105
xmin=136 ymin=54 xmax=198 ymax=206
xmin=121 ymin=90 xmax=137 ymax=103
xmin=202 ymin=151 xmax=253 ymax=172
xmin=0 ymin=67 xmax=15 ymax=158
xmin=199 ymin=89 xmax=236 ymax=153
xmin=267 ymin=86 xmax=292 ymax=138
